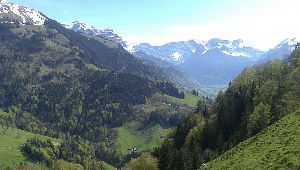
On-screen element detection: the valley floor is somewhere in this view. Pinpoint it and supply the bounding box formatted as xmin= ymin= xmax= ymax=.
xmin=116 ymin=121 xmax=172 ymax=154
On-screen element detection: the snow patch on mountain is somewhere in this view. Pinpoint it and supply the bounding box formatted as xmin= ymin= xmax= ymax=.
xmin=24 ymin=8 xmax=45 ymax=25
xmin=0 ymin=0 xmax=46 ymax=25
xmin=171 ymin=52 xmax=181 ymax=61
xmin=124 ymin=42 xmax=138 ymax=53
xmin=222 ymin=51 xmax=247 ymax=57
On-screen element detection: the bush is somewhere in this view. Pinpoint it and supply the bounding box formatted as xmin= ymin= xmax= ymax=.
xmin=124 ymin=153 xmax=158 ymax=170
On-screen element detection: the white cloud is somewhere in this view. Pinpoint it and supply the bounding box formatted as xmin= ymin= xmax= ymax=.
xmin=124 ymin=0 xmax=300 ymax=50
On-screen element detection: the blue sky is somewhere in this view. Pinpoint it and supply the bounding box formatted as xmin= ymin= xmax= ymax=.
xmin=8 ymin=0 xmax=300 ymax=50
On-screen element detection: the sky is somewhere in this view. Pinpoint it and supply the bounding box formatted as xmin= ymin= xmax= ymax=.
xmin=8 ymin=0 xmax=300 ymax=50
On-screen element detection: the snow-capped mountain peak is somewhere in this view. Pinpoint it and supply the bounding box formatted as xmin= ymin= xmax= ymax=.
xmin=131 ymin=40 xmax=203 ymax=64
xmin=64 ymin=21 xmax=127 ymax=47
xmin=206 ymin=38 xmax=230 ymax=49
xmin=204 ymin=38 xmax=251 ymax=50
xmin=257 ymin=37 xmax=299 ymax=63
xmin=232 ymin=39 xmax=253 ymax=49
xmin=65 ymin=21 xmax=95 ymax=32
xmin=198 ymin=38 xmax=263 ymax=59
xmin=0 ymin=0 xmax=46 ymax=25
xmin=193 ymin=39 xmax=206 ymax=46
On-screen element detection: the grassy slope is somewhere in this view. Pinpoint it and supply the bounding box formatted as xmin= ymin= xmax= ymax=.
xmin=201 ymin=110 xmax=300 ymax=170
xmin=0 ymin=125 xmax=59 ymax=166
xmin=116 ymin=122 xmax=172 ymax=154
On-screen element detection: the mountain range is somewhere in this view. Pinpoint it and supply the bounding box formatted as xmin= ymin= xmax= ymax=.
xmin=132 ymin=38 xmax=263 ymax=64
xmin=64 ymin=21 xmax=298 ymax=86
xmin=132 ymin=38 xmax=298 ymax=85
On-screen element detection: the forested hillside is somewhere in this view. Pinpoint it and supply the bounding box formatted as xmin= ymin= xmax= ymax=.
xmin=0 ymin=18 xmax=194 ymax=169
xmin=154 ymin=46 xmax=300 ymax=170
